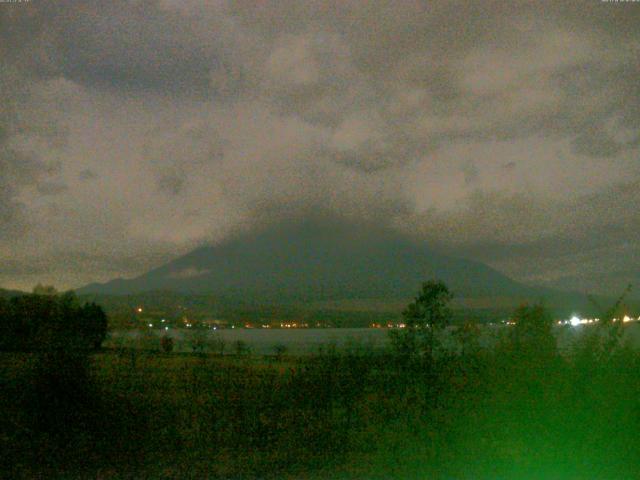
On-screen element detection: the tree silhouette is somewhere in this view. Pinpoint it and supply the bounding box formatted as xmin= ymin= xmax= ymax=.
xmin=507 ymin=303 xmax=557 ymax=360
xmin=390 ymin=280 xmax=453 ymax=358
xmin=161 ymin=335 xmax=174 ymax=353
xmin=0 ymin=290 xmax=108 ymax=351
xmin=79 ymin=302 xmax=108 ymax=350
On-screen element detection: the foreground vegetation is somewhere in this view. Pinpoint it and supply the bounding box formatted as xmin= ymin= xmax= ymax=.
xmin=1 ymin=283 xmax=639 ymax=479
xmin=0 ymin=287 xmax=107 ymax=352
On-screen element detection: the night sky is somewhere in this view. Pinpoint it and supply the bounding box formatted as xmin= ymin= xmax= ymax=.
xmin=0 ymin=0 xmax=638 ymax=293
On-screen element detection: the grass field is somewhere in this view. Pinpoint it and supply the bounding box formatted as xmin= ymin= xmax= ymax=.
xmin=3 ymin=322 xmax=640 ymax=479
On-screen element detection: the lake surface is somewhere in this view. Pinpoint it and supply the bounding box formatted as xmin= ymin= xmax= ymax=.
xmin=107 ymin=322 xmax=640 ymax=355
xmin=108 ymin=328 xmax=389 ymax=355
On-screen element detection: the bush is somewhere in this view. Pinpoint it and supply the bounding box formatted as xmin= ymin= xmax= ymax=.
xmin=272 ymin=343 xmax=287 ymax=361
xmin=233 ymin=340 xmax=250 ymax=356
xmin=210 ymin=333 xmax=226 ymax=356
xmin=160 ymin=335 xmax=174 ymax=353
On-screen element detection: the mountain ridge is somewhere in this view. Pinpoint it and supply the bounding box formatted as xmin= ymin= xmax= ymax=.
xmin=78 ymin=218 xmax=546 ymax=301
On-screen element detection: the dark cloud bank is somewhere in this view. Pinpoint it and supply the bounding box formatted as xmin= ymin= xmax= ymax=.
xmin=0 ymin=0 xmax=638 ymax=294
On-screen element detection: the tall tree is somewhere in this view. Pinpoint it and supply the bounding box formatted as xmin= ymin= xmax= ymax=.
xmin=390 ymin=280 xmax=453 ymax=358
xmin=79 ymin=302 xmax=108 ymax=351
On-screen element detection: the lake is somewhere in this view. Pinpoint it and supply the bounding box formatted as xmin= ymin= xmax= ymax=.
xmin=107 ymin=328 xmax=389 ymax=355
xmin=106 ymin=322 xmax=640 ymax=355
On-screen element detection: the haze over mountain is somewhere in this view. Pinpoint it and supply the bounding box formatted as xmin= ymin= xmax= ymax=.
xmin=79 ymin=218 xmax=545 ymax=301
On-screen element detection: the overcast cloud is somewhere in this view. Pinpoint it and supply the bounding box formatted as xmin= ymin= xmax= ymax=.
xmin=0 ymin=0 xmax=638 ymax=293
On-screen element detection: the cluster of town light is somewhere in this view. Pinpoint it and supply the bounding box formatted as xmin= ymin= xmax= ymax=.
xmin=139 ymin=302 xmax=639 ymax=331
xmin=497 ymin=315 xmax=639 ymax=327
xmin=558 ymin=315 xmax=638 ymax=327
xmin=148 ymin=324 xmax=170 ymax=330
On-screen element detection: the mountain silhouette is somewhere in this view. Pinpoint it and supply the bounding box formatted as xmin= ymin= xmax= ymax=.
xmin=78 ymin=218 xmax=537 ymax=300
